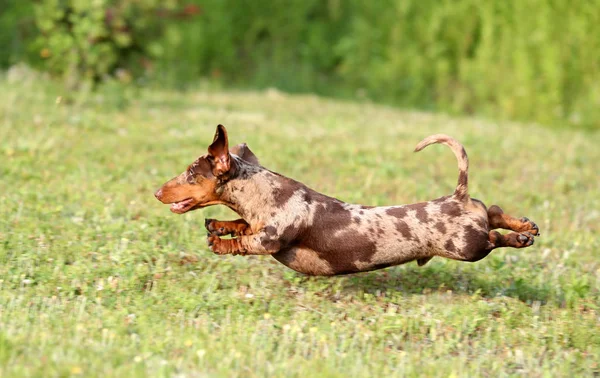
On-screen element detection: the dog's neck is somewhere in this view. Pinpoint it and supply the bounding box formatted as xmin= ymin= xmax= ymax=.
xmin=219 ymin=159 xmax=278 ymax=223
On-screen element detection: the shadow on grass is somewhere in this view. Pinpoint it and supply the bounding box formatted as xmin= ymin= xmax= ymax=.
xmin=327 ymin=261 xmax=554 ymax=305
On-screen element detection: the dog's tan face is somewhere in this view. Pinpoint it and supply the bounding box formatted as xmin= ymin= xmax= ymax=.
xmin=154 ymin=125 xmax=231 ymax=214
xmin=154 ymin=155 xmax=223 ymax=214
xmin=154 ymin=125 xmax=259 ymax=214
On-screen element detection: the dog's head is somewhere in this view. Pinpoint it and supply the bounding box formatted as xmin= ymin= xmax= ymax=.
xmin=154 ymin=124 xmax=258 ymax=214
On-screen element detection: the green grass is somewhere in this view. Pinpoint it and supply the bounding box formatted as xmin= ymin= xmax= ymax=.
xmin=1 ymin=68 xmax=599 ymax=377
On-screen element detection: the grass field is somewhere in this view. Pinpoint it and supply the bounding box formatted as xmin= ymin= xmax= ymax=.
xmin=1 ymin=69 xmax=599 ymax=377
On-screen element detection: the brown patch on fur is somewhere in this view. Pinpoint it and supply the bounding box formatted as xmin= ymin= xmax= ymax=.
xmin=441 ymin=201 xmax=463 ymax=217
xmin=395 ymin=221 xmax=413 ymax=240
xmin=260 ymin=237 xmax=281 ymax=252
xmin=435 ymin=221 xmax=447 ymax=234
xmin=386 ymin=207 xmax=408 ymax=218
xmin=407 ymin=202 xmax=430 ymax=223
xmin=272 ymin=247 xmax=334 ymax=275
xmin=461 ymin=225 xmax=491 ymax=261
xmin=300 ymin=199 xmax=377 ymax=273
xmin=444 ymin=239 xmax=456 ymax=252
xmin=281 ymin=224 xmax=300 ymax=245
xmin=272 ymin=183 xmax=297 ymax=206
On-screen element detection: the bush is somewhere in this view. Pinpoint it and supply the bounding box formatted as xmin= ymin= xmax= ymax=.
xmin=0 ymin=1 xmax=36 ymax=68
xmin=32 ymin=0 xmax=196 ymax=87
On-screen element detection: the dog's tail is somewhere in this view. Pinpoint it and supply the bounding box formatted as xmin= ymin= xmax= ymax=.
xmin=414 ymin=134 xmax=469 ymax=201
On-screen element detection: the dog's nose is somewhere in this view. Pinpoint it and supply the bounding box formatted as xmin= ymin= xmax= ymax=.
xmin=154 ymin=189 xmax=163 ymax=200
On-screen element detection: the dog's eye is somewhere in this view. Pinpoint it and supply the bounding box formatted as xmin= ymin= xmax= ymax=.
xmin=186 ymin=170 xmax=196 ymax=184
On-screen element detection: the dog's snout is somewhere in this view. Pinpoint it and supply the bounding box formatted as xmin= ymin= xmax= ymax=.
xmin=154 ymin=188 xmax=163 ymax=200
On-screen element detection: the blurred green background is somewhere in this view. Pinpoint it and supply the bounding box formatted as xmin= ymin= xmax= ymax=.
xmin=2 ymin=0 xmax=599 ymax=129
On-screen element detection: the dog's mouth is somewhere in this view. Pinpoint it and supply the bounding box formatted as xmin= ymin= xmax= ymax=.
xmin=170 ymin=198 xmax=196 ymax=214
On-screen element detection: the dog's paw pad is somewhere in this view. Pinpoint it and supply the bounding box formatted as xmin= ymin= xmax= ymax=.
xmin=517 ymin=232 xmax=535 ymax=247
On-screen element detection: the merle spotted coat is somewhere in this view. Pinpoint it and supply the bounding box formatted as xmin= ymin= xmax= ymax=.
xmin=155 ymin=125 xmax=539 ymax=276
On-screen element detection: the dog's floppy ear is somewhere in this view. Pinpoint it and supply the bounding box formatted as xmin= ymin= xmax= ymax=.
xmin=207 ymin=124 xmax=230 ymax=176
xmin=230 ymin=143 xmax=259 ymax=165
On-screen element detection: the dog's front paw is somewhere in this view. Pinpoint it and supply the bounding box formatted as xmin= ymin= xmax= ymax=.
xmin=205 ymin=218 xmax=225 ymax=235
xmin=207 ymin=233 xmax=227 ymax=255
xmin=207 ymin=233 xmax=246 ymax=255
xmin=520 ymin=217 xmax=540 ymax=236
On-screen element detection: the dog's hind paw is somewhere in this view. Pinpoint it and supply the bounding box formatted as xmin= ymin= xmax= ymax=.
xmin=520 ymin=217 xmax=540 ymax=236
xmin=417 ymin=257 xmax=433 ymax=266
xmin=516 ymin=232 xmax=535 ymax=247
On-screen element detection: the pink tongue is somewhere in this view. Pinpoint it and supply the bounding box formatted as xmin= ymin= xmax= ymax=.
xmin=170 ymin=199 xmax=192 ymax=211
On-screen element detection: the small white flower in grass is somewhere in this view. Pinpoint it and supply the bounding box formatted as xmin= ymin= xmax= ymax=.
xmin=245 ymin=293 xmax=254 ymax=298
xmin=134 ymin=356 xmax=142 ymax=363
xmin=542 ymin=248 xmax=551 ymax=259
xmin=197 ymin=349 xmax=206 ymax=359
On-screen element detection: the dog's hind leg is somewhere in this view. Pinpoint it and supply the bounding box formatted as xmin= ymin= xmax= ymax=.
xmin=487 ymin=205 xmax=539 ymax=236
xmin=488 ymin=230 xmax=536 ymax=249
xmin=417 ymin=257 xmax=434 ymax=266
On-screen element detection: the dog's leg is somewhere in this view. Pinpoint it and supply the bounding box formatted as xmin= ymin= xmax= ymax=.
xmin=417 ymin=257 xmax=433 ymax=266
xmin=487 ymin=205 xmax=539 ymax=235
xmin=488 ymin=230 xmax=535 ymax=249
xmin=443 ymin=225 xmax=536 ymax=263
xmin=207 ymin=229 xmax=282 ymax=256
xmin=205 ymin=218 xmax=251 ymax=237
